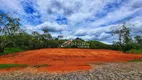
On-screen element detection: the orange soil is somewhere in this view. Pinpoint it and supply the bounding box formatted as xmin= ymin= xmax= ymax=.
xmin=0 ymin=48 xmax=142 ymax=72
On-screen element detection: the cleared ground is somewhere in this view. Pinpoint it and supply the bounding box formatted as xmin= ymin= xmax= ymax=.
xmin=0 ymin=48 xmax=142 ymax=72
xmin=1 ymin=62 xmax=142 ymax=80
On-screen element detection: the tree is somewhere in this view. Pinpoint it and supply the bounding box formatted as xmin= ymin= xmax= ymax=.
xmin=41 ymin=27 xmax=52 ymax=40
xmin=40 ymin=27 xmax=52 ymax=48
xmin=0 ymin=13 xmax=20 ymax=35
xmin=42 ymin=27 xmax=48 ymax=33
xmin=0 ymin=36 xmax=8 ymax=54
xmin=32 ymin=31 xmax=40 ymax=37
xmin=31 ymin=31 xmax=43 ymax=49
xmin=0 ymin=13 xmax=20 ymax=54
xmin=112 ymin=23 xmax=132 ymax=53
xmin=135 ymin=36 xmax=142 ymax=46
xmin=57 ymin=35 xmax=63 ymax=40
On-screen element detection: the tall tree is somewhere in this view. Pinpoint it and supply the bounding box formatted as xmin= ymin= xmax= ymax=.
xmin=42 ymin=27 xmax=48 ymax=34
xmin=112 ymin=23 xmax=132 ymax=53
xmin=41 ymin=27 xmax=52 ymax=48
xmin=41 ymin=27 xmax=52 ymax=40
xmin=0 ymin=13 xmax=20 ymax=54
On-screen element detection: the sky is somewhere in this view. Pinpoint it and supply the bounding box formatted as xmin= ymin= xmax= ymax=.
xmin=0 ymin=0 xmax=142 ymax=44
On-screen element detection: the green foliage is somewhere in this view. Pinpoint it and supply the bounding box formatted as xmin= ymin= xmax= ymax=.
xmin=0 ymin=36 xmax=9 ymax=54
xmin=13 ymin=33 xmax=33 ymax=49
xmin=134 ymin=36 xmax=142 ymax=46
xmin=112 ymin=23 xmax=133 ymax=52
xmin=0 ymin=64 xmax=27 ymax=69
xmin=128 ymin=49 xmax=142 ymax=54
xmin=0 ymin=64 xmax=50 ymax=69
xmin=4 ymin=47 xmax=24 ymax=54
xmin=87 ymin=41 xmax=109 ymax=49
xmin=0 ymin=12 xmax=142 ymax=55
xmin=0 ymin=13 xmax=20 ymax=54
xmin=47 ymin=40 xmax=59 ymax=48
xmin=129 ymin=58 xmax=142 ymax=62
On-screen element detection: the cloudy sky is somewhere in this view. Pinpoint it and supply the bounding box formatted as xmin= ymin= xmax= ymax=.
xmin=0 ymin=0 xmax=142 ymax=44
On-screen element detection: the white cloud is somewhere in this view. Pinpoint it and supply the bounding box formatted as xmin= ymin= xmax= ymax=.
xmin=36 ymin=0 xmax=117 ymax=22
xmin=90 ymin=0 xmax=142 ymax=27
xmin=36 ymin=21 xmax=67 ymax=32
xmin=24 ymin=21 xmax=67 ymax=33
xmin=75 ymin=29 xmax=88 ymax=36
xmin=128 ymin=16 xmax=142 ymax=33
xmin=0 ymin=0 xmax=142 ymax=43
xmin=0 ymin=0 xmax=25 ymax=16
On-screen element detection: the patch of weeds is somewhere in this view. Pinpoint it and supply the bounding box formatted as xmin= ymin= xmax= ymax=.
xmin=0 ymin=64 xmax=28 ymax=69
xmin=0 ymin=64 xmax=50 ymax=69
xmin=128 ymin=58 xmax=142 ymax=62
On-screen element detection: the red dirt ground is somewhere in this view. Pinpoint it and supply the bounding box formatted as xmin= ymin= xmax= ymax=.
xmin=0 ymin=48 xmax=142 ymax=72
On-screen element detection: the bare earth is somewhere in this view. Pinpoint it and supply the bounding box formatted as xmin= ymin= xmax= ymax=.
xmin=0 ymin=48 xmax=142 ymax=72
xmin=0 ymin=62 xmax=142 ymax=80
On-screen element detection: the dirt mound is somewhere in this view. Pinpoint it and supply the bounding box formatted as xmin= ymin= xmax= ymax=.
xmin=0 ymin=48 xmax=142 ymax=72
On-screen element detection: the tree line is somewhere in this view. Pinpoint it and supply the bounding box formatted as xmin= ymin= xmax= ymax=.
xmin=0 ymin=13 xmax=66 ymax=54
xmin=0 ymin=13 xmax=142 ymax=55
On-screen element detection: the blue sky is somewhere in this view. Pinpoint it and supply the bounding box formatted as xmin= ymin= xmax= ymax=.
xmin=0 ymin=0 xmax=142 ymax=44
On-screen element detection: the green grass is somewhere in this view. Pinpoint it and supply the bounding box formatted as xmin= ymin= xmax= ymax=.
xmin=128 ymin=49 xmax=142 ymax=54
xmin=0 ymin=64 xmax=50 ymax=69
xmin=0 ymin=64 xmax=27 ymax=69
xmin=128 ymin=58 xmax=142 ymax=62
xmin=4 ymin=47 xmax=24 ymax=54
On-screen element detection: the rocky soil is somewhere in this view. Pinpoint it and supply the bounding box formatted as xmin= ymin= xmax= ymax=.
xmin=0 ymin=62 xmax=142 ymax=80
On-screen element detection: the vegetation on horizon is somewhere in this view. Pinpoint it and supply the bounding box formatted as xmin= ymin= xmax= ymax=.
xmin=111 ymin=23 xmax=141 ymax=53
xmin=128 ymin=49 xmax=142 ymax=54
xmin=3 ymin=47 xmax=24 ymax=54
xmin=0 ymin=12 xmax=142 ymax=55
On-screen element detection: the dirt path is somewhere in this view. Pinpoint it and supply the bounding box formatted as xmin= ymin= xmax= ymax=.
xmin=0 ymin=48 xmax=142 ymax=72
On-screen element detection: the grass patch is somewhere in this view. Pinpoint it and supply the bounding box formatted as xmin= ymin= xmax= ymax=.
xmin=129 ymin=58 xmax=142 ymax=62
xmin=33 ymin=64 xmax=49 ymax=68
xmin=0 ymin=64 xmax=27 ymax=69
xmin=4 ymin=47 xmax=24 ymax=54
xmin=0 ymin=64 xmax=50 ymax=69
xmin=128 ymin=49 xmax=142 ymax=54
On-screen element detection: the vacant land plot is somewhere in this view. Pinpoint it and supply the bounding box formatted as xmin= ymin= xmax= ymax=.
xmin=0 ymin=62 xmax=142 ymax=80
xmin=0 ymin=48 xmax=142 ymax=72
